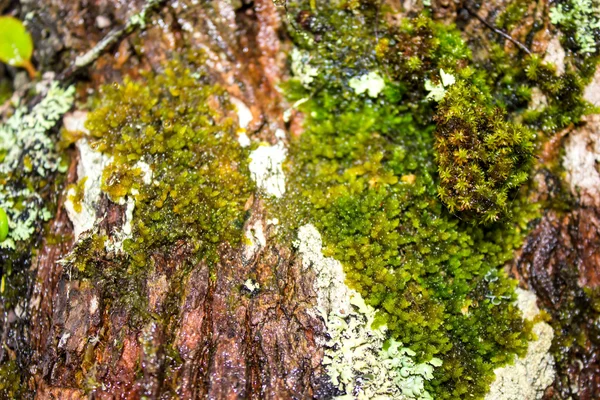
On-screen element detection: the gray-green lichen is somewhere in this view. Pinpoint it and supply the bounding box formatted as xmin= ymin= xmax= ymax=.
xmin=0 ymin=81 xmax=74 ymax=248
xmin=295 ymin=224 xmax=440 ymax=400
xmin=550 ymin=0 xmax=600 ymax=54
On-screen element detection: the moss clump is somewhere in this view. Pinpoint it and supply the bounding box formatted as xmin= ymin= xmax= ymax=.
xmin=61 ymin=52 xmax=255 ymax=346
xmin=434 ymin=81 xmax=534 ymax=223
xmin=67 ymin=177 xmax=87 ymax=213
xmin=280 ymin=1 xmax=538 ymax=399
xmin=85 ymin=53 xmax=254 ymax=269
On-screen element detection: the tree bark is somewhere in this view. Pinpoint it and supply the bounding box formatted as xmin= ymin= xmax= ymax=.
xmin=1 ymin=0 xmax=600 ymax=399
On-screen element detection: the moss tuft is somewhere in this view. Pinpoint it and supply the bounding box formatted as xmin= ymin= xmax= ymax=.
xmin=434 ymin=81 xmax=534 ymax=223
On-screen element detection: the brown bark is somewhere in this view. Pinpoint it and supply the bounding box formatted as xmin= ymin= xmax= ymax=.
xmin=2 ymin=0 xmax=600 ymax=398
xmin=14 ymin=0 xmax=330 ymax=398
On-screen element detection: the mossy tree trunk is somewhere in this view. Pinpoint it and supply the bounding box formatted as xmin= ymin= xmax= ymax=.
xmin=0 ymin=0 xmax=599 ymax=399
xmin=5 ymin=0 xmax=330 ymax=398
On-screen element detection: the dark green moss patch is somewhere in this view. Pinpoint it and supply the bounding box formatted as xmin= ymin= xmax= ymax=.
xmin=434 ymin=81 xmax=534 ymax=223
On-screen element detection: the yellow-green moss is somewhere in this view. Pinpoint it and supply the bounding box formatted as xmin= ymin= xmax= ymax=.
xmin=84 ymin=52 xmax=254 ymax=269
xmin=67 ymin=53 xmax=254 ymax=334
xmin=67 ymin=176 xmax=87 ymax=213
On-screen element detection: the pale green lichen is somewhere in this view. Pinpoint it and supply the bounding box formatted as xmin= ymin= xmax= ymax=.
xmin=0 ymin=81 xmax=74 ymax=247
xmin=295 ymin=224 xmax=438 ymax=400
xmin=0 ymin=82 xmax=74 ymax=176
xmin=485 ymin=289 xmax=555 ymax=400
xmin=348 ymin=71 xmax=386 ymax=98
xmin=291 ymin=48 xmax=320 ymax=88
xmin=550 ymin=0 xmax=600 ymax=54
xmin=424 ymin=69 xmax=456 ymax=102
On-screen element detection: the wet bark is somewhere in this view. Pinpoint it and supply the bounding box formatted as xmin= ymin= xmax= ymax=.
xmin=0 ymin=0 xmax=599 ymax=398
xmin=3 ymin=0 xmax=331 ymax=398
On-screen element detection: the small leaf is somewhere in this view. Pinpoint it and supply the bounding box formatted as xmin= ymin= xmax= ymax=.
xmin=0 ymin=207 xmax=9 ymax=242
xmin=0 ymin=16 xmax=35 ymax=77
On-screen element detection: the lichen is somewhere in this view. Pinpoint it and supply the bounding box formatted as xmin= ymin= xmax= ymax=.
xmin=0 ymin=79 xmax=74 ymax=396
xmin=248 ymin=142 xmax=287 ymax=198
xmin=550 ymin=0 xmax=600 ymax=54
xmin=485 ymin=289 xmax=555 ymax=400
xmin=64 ymin=138 xmax=112 ymax=240
xmin=296 ymin=224 xmax=439 ymax=400
xmin=0 ymin=81 xmax=74 ymax=248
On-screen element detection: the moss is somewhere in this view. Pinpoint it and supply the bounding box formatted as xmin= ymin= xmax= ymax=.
xmin=0 ymin=360 xmax=25 ymax=398
xmin=67 ymin=52 xmax=253 ymax=333
xmin=67 ymin=177 xmax=88 ymax=213
xmin=434 ymin=81 xmax=534 ymax=223
xmin=84 ymin=52 xmax=254 ymax=268
xmin=279 ymin=1 xmax=540 ymax=398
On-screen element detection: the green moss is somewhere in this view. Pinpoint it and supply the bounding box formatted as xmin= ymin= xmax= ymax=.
xmin=67 ymin=176 xmax=88 ymax=213
xmin=85 ymin=52 xmax=254 ymax=268
xmin=434 ymin=81 xmax=534 ymax=223
xmin=279 ymin=1 xmax=539 ymax=398
xmin=0 ymin=360 xmax=25 ymax=398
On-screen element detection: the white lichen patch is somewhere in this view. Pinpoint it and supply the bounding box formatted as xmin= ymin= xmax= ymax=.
xmin=584 ymin=64 xmax=600 ymax=107
xmin=104 ymin=195 xmax=136 ymax=254
xmin=64 ymin=139 xmax=112 ymax=240
xmin=63 ymin=110 xmax=91 ymax=134
xmin=231 ymin=97 xmax=253 ymax=148
xmin=243 ymin=279 xmax=260 ymax=293
xmin=543 ymin=36 xmax=566 ymax=75
xmin=425 ymin=69 xmax=455 ymax=102
xmin=243 ymin=218 xmax=267 ymax=261
xmin=0 ymin=81 xmax=75 ymax=247
xmin=291 ymin=48 xmax=320 ymax=88
xmin=485 ymin=288 xmax=555 ymax=400
xmin=231 ymin=97 xmax=253 ymax=130
xmin=295 ymin=224 xmax=438 ymax=400
xmin=134 ymin=160 xmax=153 ymax=185
xmin=249 ymin=142 xmax=286 ymax=198
xmin=349 ymin=71 xmax=386 ymax=98
xmin=563 ymin=114 xmax=600 ymax=208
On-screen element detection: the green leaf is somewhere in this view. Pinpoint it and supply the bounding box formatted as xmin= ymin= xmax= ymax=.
xmin=0 ymin=207 xmax=8 ymax=242
xmin=0 ymin=16 xmax=34 ymax=74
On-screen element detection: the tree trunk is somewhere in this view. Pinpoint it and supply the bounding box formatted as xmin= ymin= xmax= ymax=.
xmin=1 ymin=0 xmax=599 ymax=399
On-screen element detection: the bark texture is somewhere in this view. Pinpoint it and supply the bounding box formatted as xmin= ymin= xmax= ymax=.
xmin=1 ymin=0 xmax=599 ymax=399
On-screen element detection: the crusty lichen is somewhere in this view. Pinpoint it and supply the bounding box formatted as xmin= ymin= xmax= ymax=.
xmin=296 ymin=224 xmax=439 ymax=400
xmin=64 ymin=137 xmax=112 ymax=240
xmin=249 ymin=142 xmax=287 ymax=198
